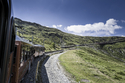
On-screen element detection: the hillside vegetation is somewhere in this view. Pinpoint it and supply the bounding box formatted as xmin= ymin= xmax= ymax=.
xmin=15 ymin=18 xmax=125 ymax=51
xmin=93 ymin=42 xmax=125 ymax=62
xmin=59 ymin=40 xmax=125 ymax=83
xmin=59 ymin=47 xmax=125 ymax=83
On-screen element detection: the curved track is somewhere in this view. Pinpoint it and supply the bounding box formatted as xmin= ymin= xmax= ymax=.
xmin=22 ymin=57 xmax=42 ymax=83
xmin=41 ymin=53 xmax=70 ymax=83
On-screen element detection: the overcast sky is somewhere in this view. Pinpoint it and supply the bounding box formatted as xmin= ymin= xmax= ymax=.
xmin=12 ymin=0 xmax=125 ymax=37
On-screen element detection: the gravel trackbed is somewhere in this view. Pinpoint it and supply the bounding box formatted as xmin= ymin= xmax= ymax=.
xmin=41 ymin=52 xmax=70 ymax=83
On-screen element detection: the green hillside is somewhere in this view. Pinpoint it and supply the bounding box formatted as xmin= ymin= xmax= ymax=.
xmin=97 ymin=42 xmax=125 ymax=62
xmin=14 ymin=18 xmax=125 ymax=51
xmin=59 ymin=47 xmax=125 ymax=83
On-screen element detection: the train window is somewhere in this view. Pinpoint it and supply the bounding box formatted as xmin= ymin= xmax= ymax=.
xmin=21 ymin=45 xmax=33 ymax=60
xmin=27 ymin=46 xmax=29 ymax=59
xmin=24 ymin=51 xmax=26 ymax=60
xmin=30 ymin=47 xmax=35 ymax=55
xmin=28 ymin=51 xmax=30 ymax=58
xmin=27 ymin=46 xmax=30 ymax=51
xmin=21 ymin=45 xmax=26 ymax=61
xmin=0 ymin=1 xmax=4 ymax=74
xmin=25 ymin=51 xmax=28 ymax=60
xmin=27 ymin=51 xmax=28 ymax=59
xmin=20 ymin=50 xmax=24 ymax=63
xmin=13 ymin=45 xmax=17 ymax=64
xmin=28 ymin=46 xmax=31 ymax=59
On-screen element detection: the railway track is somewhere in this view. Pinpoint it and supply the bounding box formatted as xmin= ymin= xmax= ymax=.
xmin=21 ymin=50 xmax=63 ymax=83
xmin=41 ymin=52 xmax=70 ymax=83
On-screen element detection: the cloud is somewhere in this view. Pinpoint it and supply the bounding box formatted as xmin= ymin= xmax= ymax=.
xmin=52 ymin=25 xmax=62 ymax=28
xmin=121 ymin=20 xmax=125 ymax=23
xmin=121 ymin=35 xmax=125 ymax=37
xmin=66 ymin=18 xmax=122 ymax=36
xmin=57 ymin=25 xmax=62 ymax=27
xmin=73 ymin=33 xmax=83 ymax=36
xmin=46 ymin=26 xmax=49 ymax=27
xmin=52 ymin=25 xmax=57 ymax=28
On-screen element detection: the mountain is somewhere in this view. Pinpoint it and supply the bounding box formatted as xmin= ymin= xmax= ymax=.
xmin=14 ymin=18 xmax=125 ymax=51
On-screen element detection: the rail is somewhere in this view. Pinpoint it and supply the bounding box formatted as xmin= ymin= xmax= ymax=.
xmin=61 ymin=38 xmax=125 ymax=48
xmin=45 ymin=50 xmax=64 ymax=55
xmin=34 ymin=50 xmax=64 ymax=83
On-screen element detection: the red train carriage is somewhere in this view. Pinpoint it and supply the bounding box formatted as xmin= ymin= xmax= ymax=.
xmin=11 ymin=36 xmax=35 ymax=83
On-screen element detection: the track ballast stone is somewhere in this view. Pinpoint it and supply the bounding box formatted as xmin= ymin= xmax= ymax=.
xmin=41 ymin=52 xmax=70 ymax=83
xmin=22 ymin=56 xmax=44 ymax=83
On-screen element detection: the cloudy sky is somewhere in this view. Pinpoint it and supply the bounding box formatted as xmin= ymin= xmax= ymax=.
xmin=12 ymin=0 xmax=125 ymax=36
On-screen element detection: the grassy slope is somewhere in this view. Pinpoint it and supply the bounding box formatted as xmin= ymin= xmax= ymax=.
xmin=102 ymin=42 xmax=125 ymax=60
xmin=59 ymin=47 xmax=125 ymax=83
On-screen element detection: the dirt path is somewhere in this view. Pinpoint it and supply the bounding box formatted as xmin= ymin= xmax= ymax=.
xmin=41 ymin=52 xmax=71 ymax=83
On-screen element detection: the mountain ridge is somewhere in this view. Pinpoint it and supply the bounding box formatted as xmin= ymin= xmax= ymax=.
xmin=14 ymin=18 xmax=125 ymax=51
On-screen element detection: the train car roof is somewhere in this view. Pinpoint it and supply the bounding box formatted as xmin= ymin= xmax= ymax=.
xmin=16 ymin=35 xmax=33 ymax=45
xmin=33 ymin=44 xmax=45 ymax=48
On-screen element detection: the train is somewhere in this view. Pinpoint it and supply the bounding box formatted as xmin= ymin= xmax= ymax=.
xmin=0 ymin=0 xmax=45 ymax=83
xmin=33 ymin=44 xmax=45 ymax=57
xmin=11 ymin=35 xmax=34 ymax=83
xmin=0 ymin=0 xmax=15 ymax=83
xmin=1 ymin=35 xmax=45 ymax=83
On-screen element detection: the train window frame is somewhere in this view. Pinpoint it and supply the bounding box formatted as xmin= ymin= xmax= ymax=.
xmin=20 ymin=50 xmax=24 ymax=63
xmin=20 ymin=45 xmax=25 ymax=66
xmin=20 ymin=45 xmax=23 ymax=67
xmin=0 ymin=1 xmax=4 ymax=74
xmin=30 ymin=47 xmax=34 ymax=56
xmin=10 ymin=20 xmax=15 ymax=53
xmin=21 ymin=45 xmax=26 ymax=61
xmin=21 ymin=44 xmax=33 ymax=61
xmin=13 ymin=45 xmax=17 ymax=64
xmin=20 ymin=44 xmax=27 ymax=67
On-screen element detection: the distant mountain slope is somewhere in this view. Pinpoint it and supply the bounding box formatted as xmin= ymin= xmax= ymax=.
xmin=14 ymin=18 xmax=125 ymax=51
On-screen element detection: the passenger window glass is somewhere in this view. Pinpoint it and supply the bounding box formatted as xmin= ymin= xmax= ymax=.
xmin=25 ymin=51 xmax=28 ymax=60
xmin=20 ymin=50 xmax=24 ymax=63
xmin=21 ymin=45 xmax=32 ymax=60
